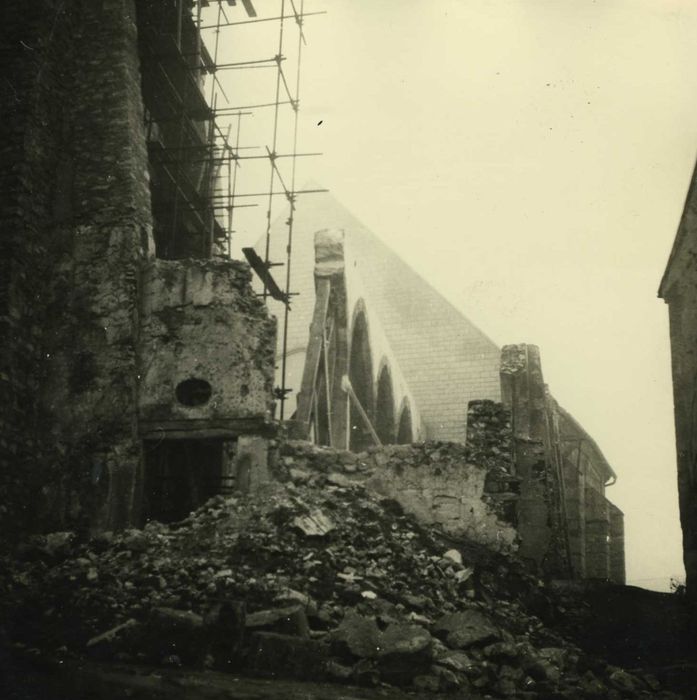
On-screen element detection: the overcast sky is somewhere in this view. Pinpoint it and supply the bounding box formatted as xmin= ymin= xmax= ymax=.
xmin=207 ymin=0 xmax=697 ymax=590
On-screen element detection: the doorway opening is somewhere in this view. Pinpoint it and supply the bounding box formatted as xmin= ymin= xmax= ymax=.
xmin=142 ymin=438 xmax=236 ymax=523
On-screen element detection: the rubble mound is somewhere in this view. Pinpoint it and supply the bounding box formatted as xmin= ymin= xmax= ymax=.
xmin=0 ymin=475 xmax=677 ymax=698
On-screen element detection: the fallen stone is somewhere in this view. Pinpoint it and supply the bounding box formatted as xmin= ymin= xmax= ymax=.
xmin=579 ymin=670 xmax=608 ymax=697
xmin=412 ymin=674 xmax=440 ymax=692
xmin=149 ymin=607 xmax=202 ymax=632
xmin=204 ymin=600 xmax=246 ymax=667
xmin=121 ymin=529 xmax=150 ymax=553
xmin=330 ymin=610 xmax=380 ymax=659
xmin=273 ymin=588 xmax=311 ymax=606
xmin=443 ymin=549 xmax=463 ymax=566
xmin=522 ymin=654 xmax=561 ymax=683
xmin=495 ymin=677 xmax=518 ymax=696
xmin=435 ymin=649 xmax=478 ymax=675
xmin=327 ymin=472 xmax=353 ymax=488
xmin=431 ymin=663 xmax=464 ymax=690
xmin=289 ymin=468 xmax=311 ymax=484
xmin=608 ymin=667 xmax=645 ymax=694
xmin=433 ymin=609 xmax=500 ymax=649
xmin=145 ymin=608 xmax=205 ymax=664
xmin=325 ymin=659 xmax=353 ymax=681
xmin=377 ymin=623 xmax=433 ymax=686
xmin=245 ymin=605 xmax=310 ymax=638
xmin=292 ymin=510 xmax=335 ymax=537
xmin=86 ymin=618 xmax=140 ymax=659
xmin=246 ymin=631 xmax=327 ymax=681
xmin=352 ymin=658 xmax=380 ymax=686
xmin=484 ymin=641 xmax=519 ymax=660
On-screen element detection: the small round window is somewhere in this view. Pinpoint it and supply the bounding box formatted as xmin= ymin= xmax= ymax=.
xmin=175 ymin=378 xmax=212 ymax=407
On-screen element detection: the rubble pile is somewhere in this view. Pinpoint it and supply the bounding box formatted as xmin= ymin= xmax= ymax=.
xmin=278 ymin=437 xmax=519 ymax=523
xmin=0 ymin=471 xmax=676 ymax=698
xmin=278 ymin=429 xmax=512 ymax=484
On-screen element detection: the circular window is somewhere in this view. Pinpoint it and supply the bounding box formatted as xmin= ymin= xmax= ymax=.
xmin=175 ymin=378 xmax=212 ymax=407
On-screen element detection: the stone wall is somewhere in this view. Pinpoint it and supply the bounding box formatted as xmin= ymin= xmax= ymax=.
xmin=276 ymin=438 xmax=519 ymax=553
xmin=0 ymin=1 xmax=73 ymax=534
xmin=609 ymin=501 xmax=626 ymax=585
xmin=500 ymin=345 xmax=570 ymax=575
xmin=0 ymin=0 xmax=152 ymax=535
xmin=139 ymin=258 xmax=276 ymax=433
xmin=499 ymin=344 xmax=625 ymax=581
xmin=0 ymin=1 xmax=277 ymax=536
xmin=38 ymin=0 xmax=152 ymax=533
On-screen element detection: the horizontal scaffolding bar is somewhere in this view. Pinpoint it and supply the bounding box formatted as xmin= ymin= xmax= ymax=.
xmin=214 ymin=56 xmax=280 ymax=70
xmin=150 ymin=151 xmax=322 ymax=167
xmin=227 ymin=187 xmax=328 ymax=198
xmin=199 ymin=10 xmax=325 ymax=30
xmin=217 ymin=100 xmax=294 ymax=112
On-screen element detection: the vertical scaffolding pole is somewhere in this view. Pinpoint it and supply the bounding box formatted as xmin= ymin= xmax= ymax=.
xmin=261 ymin=0 xmax=286 ymax=301
xmin=279 ymin=0 xmax=305 ymax=420
xmin=228 ymin=113 xmax=242 ymax=257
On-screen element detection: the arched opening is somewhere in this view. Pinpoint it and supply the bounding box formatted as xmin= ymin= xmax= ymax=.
xmin=375 ymin=363 xmax=395 ymax=444
xmin=396 ymin=403 xmax=414 ymax=444
xmin=349 ymin=305 xmax=374 ymax=451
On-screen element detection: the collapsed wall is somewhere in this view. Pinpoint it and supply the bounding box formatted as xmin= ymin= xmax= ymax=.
xmin=278 ymin=420 xmax=518 ymax=554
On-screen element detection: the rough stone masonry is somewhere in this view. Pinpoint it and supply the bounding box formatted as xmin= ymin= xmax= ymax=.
xmin=0 ymin=0 xmax=276 ymax=536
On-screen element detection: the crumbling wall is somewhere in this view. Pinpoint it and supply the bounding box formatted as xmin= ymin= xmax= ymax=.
xmin=500 ymin=344 xmax=624 ymax=582
xmin=466 ymin=400 xmax=519 ymax=525
xmin=500 ymin=345 xmax=569 ymax=575
xmin=1 ymin=0 xmax=152 ymax=535
xmin=0 ymin=0 xmax=279 ymax=537
xmin=138 ymin=259 xmax=276 ymax=433
xmin=277 ymin=439 xmax=518 ymax=552
xmin=39 ymin=0 xmax=152 ymax=533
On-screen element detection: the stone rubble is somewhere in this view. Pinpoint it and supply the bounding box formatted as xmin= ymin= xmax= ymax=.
xmin=0 ymin=460 xmax=680 ymax=699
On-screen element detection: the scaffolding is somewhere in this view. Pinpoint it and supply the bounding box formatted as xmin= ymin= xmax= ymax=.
xmin=137 ymin=0 xmax=326 ymax=419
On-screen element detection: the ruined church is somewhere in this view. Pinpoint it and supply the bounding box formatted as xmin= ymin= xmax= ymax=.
xmin=1 ymin=0 xmax=623 ymax=585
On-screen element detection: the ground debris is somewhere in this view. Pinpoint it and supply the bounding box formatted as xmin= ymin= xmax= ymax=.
xmin=0 ymin=475 xmax=684 ymax=698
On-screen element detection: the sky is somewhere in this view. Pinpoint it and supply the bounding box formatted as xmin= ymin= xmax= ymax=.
xmin=204 ymin=0 xmax=697 ymax=590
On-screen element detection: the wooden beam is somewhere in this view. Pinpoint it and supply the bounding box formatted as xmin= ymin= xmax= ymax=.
xmin=322 ymin=326 xmax=333 ymax=446
xmin=296 ymin=278 xmax=331 ymax=432
xmin=139 ymin=417 xmax=274 ymax=439
xmin=242 ymin=247 xmax=288 ymax=304
xmin=240 ymin=0 xmax=257 ymax=17
xmin=342 ymin=375 xmax=382 ymax=447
